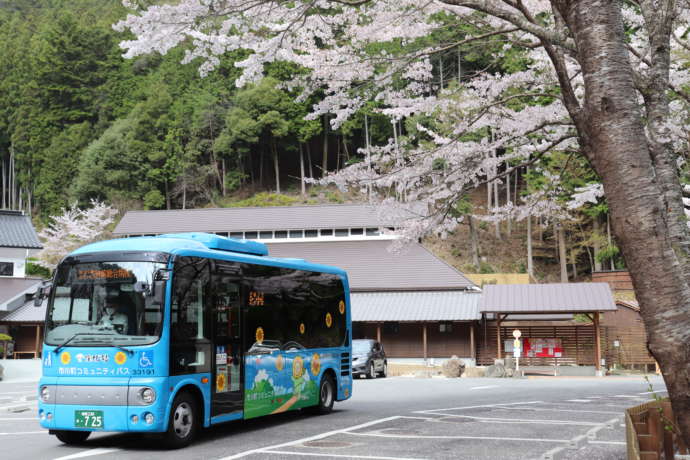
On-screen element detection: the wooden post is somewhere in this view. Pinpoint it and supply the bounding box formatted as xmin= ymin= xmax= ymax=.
xmin=575 ymin=326 xmax=580 ymax=365
xmin=423 ymin=324 xmax=428 ymax=361
xmin=470 ymin=323 xmax=476 ymax=360
xmin=496 ymin=316 xmax=501 ymax=359
xmin=376 ymin=324 xmax=381 ymax=343
xmin=34 ymin=325 xmax=41 ymax=358
xmin=594 ymin=312 xmax=602 ymax=373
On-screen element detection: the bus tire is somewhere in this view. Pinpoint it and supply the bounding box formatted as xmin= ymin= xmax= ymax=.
xmin=163 ymin=391 xmax=199 ymax=449
xmin=54 ymin=430 xmax=91 ymax=445
xmin=308 ymin=374 xmax=335 ymax=415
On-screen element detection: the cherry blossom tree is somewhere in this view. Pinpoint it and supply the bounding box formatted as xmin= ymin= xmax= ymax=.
xmin=115 ymin=0 xmax=690 ymax=440
xmin=36 ymin=200 xmax=118 ymax=270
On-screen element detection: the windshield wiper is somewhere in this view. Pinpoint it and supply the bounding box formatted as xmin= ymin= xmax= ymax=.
xmin=53 ymin=332 xmax=118 ymax=354
xmin=87 ymin=341 xmax=134 ymax=356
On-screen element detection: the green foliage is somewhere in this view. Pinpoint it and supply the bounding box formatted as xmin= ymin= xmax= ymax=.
xmin=26 ymin=258 xmax=51 ymax=279
xmin=227 ymin=192 xmax=301 ymax=208
xmin=0 ymin=333 xmax=12 ymax=342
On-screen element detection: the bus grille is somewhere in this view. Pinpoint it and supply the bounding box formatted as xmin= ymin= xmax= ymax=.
xmin=340 ymin=352 xmax=350 ymax=376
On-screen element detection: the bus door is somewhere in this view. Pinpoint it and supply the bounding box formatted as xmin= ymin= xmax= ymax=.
xmin=211 ymin=263 xmax=243 ymax=417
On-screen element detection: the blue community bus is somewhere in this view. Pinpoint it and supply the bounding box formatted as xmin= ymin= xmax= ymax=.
xmin=37 ymin=233 xmax=352 ymax=448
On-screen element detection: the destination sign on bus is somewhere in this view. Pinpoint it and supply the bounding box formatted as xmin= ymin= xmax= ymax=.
xmin=77 ymin=268 xmax=133 ymax=280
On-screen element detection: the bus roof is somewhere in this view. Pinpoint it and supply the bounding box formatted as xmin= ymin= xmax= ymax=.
xmin=70 ymin=233 xmax=348 ymax=277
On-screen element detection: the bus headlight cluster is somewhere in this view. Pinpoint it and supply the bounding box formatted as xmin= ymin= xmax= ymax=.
xmin=144 ymin=413 xmax=155 ymax=425
xmin=139 ymin=387 xmax=156 ymax=404
xmin=40 ymin=386 xmax=50 ymax=402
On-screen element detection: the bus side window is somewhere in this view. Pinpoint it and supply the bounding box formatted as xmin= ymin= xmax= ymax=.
xmin=243 ymin=265 xmax=284 ymax=354
xmin=170 ymin=257 xmax=212 ymax=375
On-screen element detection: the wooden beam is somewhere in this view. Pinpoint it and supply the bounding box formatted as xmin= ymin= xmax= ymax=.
xmin=496 ymin=315 xmax=503 ymax=359
xmin=34 ymin=325 xmax=41 ymax=358
xmin=376 ymin=324 xmax=381 ymax=343
xmin=594 ymin=312 xmax=602 ymax=372
xmin=470 ymin=323 xmax=476 ymax=360
xmin=423 ymin=324 xmax=428 ymax=361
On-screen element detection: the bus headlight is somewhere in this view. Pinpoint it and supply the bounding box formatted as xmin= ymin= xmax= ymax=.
xmin=40 ymin=386 xmax=50 ymax=402
xmin=139 ymin=387 xmax=156 ymax=404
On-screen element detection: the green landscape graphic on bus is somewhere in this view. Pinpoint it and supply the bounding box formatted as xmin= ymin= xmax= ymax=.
xmin=244 ymin=353 xmax=323 ymax=418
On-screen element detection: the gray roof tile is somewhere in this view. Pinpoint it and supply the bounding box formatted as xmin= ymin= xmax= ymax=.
xmin=266 ymin=240 xmax=475 ymax=291
xmin=0 ymin=211 xmax=42 ymax=248
xmin=0 ymin=298 xmax=46 ymax=323
xmin=114 ymin=204 xmax=422 ymax=234
xmin=352 ymin=291 xmax=481 ymax=322
xmin=479 ymin=283 xmax=617 ymax=313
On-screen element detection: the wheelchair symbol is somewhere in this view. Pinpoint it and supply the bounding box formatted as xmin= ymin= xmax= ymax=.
xmin=139 ymin=352 xmax=154 ymax=368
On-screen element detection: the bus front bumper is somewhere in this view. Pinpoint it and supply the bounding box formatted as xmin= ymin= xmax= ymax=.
xmin=38 ymin=378 xmax=169 ymax=433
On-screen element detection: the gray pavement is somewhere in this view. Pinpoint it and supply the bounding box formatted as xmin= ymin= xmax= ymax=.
xmin=0 ymin=371 xmax=667 ymax=460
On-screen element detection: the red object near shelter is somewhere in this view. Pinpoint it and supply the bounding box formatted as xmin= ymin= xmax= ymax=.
xmin=524 ymin=338 xmax=563 ymax=358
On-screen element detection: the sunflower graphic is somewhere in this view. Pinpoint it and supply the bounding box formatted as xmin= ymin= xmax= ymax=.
xmin=114 ymin=351 xmax=127 ymax=365
xmin=276 ymin=354 xmax=285 ymax=371
xmin=299 ymin=323 xmax=305 ymax=334
xmin=311 ymin=353 xmax=321 ymax=376
xmin=339 ymin=300 xmax=345 ymax=315
xmin=292 ymin=356 xmax=305 ymax=379
xmin=60 ymin=352 xmax=71 ymax=365
xmin=255 ymin=327 xmax=265 ymax=344
xmin=216 ymin=373 xmax=226 ymax=392
xmin=325 ymin=313 xmax=333 ymax=328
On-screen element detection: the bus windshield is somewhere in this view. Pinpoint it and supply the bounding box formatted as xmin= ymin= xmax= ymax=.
xmin=45 ymin=261 xmax=166 ymax=347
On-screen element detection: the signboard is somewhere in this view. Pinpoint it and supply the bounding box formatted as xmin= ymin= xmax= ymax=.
xmin=524 ymin=338 xmax=563 ymax=358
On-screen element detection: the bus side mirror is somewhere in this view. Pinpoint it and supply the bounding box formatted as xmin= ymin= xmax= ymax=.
xmin=34 ymin=283 xmax=51 ymax=307
xmin=153 ymin=280 xmax=166 ymax=305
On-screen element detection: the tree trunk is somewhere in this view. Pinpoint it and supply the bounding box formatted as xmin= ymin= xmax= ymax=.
xmin=557 ymin=224 xmax=567 ymax=282
xmin=527 ymin=214 xmax=533 ymax=279
xmin=165 ymin=180 xmax=171 ymax=210
xmin=557 ymin=0 xmax=690 ymax=443
xmin=593 ymin=216 xmax=602 ymax=272
xmin=259 ymin=149 xmax=264 ymax=187
xmin=182 ymin=176 xmax=187 ymax=210
xmin=468 ymin=215 xmax=480 ymax=268
xmin=306 ymin=142 xmax=313 ymax=179
xmin=272 ymin=139 xmax=280 ymax=194
xmin=322 ymin=114 xmax=329 ymax=177
xmin=299 ymin=143 xmax=306 ymax=196
xmin=506 ymin=171 xmax=512 ymax=235
xmin=606 ymin=214 xmax=614 ymax=270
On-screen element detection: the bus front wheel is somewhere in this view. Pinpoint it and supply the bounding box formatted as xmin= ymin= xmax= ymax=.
xmin=308 ymin=374 xmax=335 ymax=415
xmin=54 ymin=430 xmax=91 ymax=445
xmin=163 ymin=391 xmax=199 ymax=449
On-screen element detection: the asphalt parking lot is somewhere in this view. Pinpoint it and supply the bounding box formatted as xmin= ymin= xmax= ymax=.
xmin=226 ymin=383 xmax=662 ymax=460
xmin=0 ymin=373 xmax=666 ymax=460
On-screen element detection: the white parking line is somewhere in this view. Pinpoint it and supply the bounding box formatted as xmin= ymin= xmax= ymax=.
xmin=432 ymin=414 xmax=603 ymax=426
xmin=639 ymin=390 xmax=667 ymax=395
xmin=0 ymin=417 xmax=36 ymax=421
xmin=53 ymin=449 xmax=122 ymax=460
xmin=496 ymin=406 xmax=621 ymax=415
xmin=565 ymin=399 xmax=591 ymax=403
xmin=414 ymin=400 xmax=542 ymax=414
xmin=261 ymin=451 xmax=428 ymax=460
xmin=589 ymin=441 xmax=626 ymax=446
xmin=0 ymin=430 xmax=45 ymax=435
xmin=220 ymin=416 xmax=403 ymax=460
xmin=346 ymin=431 xmax=572 ymax=443
xmin=470 ymin=385 xmax=499 ymax=390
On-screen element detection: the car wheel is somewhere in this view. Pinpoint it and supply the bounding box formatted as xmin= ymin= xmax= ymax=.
xmin=307 ymin=374 xmax=335 ymax=415
xmin=163 ymin=391 xmax=199 ymax=449
xmin=378 ymin=361 xmax=387 ymax=378
xmin=54 ymin=430 xmax=91 ymax=445
xmin=366 ymin=361 xmax=376 ymax=379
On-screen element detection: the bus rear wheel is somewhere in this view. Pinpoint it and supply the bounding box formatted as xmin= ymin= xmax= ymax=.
xmin=163 ymin=391 xmax=199 ymax=449
xmin=308 ymin=374 xmax=335 ymax=415
xmin=54 ymin=430 xmax=91 ymax=445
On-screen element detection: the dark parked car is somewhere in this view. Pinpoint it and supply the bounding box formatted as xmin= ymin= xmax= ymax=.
xmin=351 ymin=339 xmax=387 ymax=378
